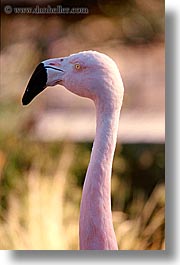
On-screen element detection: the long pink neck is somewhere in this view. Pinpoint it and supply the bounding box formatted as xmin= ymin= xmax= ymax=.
xmin=79 ymin=100 xmax=120 ymax=250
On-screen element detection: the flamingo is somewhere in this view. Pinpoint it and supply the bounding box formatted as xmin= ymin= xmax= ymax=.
xmin=22 ymin=51 xmax=124 ymax=250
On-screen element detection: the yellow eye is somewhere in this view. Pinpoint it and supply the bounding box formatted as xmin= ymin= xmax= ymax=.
xmin=75 ymin=63 xmax=81 ymax=70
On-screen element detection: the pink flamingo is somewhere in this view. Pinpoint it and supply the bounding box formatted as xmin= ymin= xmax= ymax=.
xmin=22 ymin=51 xmax=124 ymax=250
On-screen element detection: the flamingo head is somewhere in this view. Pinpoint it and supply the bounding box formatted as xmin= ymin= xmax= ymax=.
xmin=22 ymin=51 xmax=124 ymax=107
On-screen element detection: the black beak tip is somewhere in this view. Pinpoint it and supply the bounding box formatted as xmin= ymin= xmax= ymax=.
xmin=22 ymin=63 xmax=47 ymax=106
xmin=22 ymin=96 xmax=29 ymax=106
xmin=22 ymin=87 xmax=32 ymax=105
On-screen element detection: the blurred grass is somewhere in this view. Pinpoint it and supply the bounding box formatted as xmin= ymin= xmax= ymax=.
xmin=0 ymin=133 xmax=165 ymax=250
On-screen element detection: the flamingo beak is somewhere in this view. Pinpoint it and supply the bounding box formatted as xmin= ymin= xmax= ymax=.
xmin=22 ymin=60 xmax=64 ymax=105
xmin=22 ymin=63 xmax=47 ymax=105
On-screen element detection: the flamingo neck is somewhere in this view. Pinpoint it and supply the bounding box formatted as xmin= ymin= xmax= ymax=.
xmin=79 ymin=100 xmax=120 ymax=250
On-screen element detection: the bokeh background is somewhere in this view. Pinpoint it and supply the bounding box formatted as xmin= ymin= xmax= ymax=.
xmin=0 ymin=0 xmax=165 ymax=250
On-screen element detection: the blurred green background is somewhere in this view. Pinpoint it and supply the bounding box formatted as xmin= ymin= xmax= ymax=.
xmin=0 ymin=0 xmax=165 ymax=250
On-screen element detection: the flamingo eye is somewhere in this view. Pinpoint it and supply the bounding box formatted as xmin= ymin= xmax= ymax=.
xmin=75 ymin=63 xmax=81 ymax=70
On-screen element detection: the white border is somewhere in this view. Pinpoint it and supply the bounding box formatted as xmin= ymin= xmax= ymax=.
xmin=1 ymin=0 xmax=180 ymax=264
